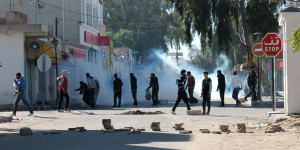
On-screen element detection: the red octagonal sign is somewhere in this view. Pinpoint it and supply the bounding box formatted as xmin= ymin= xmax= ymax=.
xmin=262 ymin=33 xmax=282 ymax=57
xmin=252 ymin=43 xmax=264 ymax=57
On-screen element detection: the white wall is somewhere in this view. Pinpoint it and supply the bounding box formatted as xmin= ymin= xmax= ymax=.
xmin=0 ymin=32 xmax=25 ymax=105
xmin=279 ymin=12 xmax=300 ymax=114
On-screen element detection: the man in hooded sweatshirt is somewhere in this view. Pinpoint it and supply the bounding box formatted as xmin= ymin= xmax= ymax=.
xmin=201 ymin=72 xmax=212 ymax=115
xmin=57 ymin=70 xmax=70 ymax=112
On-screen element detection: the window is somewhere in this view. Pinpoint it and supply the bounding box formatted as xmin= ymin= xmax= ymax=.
xmin=86 ymin=3 xmax=92 ymax=27
xmin=93 ymin=7 xmax=99 ymax=30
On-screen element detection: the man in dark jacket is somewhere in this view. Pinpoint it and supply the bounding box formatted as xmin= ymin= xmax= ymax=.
xmin=130 ymin=73 xmax=138 ymax=106
xmin=172 ymin=70 xmax=191 ymax=114
xmin=113 ymin=74 xmax=123 ymax=107
xmin=75 ymin=81 xmax=90 ymax=106
xmin=244 ymin=65 xmax=257 ymax=101
xmin=217 ymin=70 xmax=226 ymax=107
xmin=147 ymin=73 xmax=159 ymax=105
xmin=201 ymin=72 xmax=212 ymax=115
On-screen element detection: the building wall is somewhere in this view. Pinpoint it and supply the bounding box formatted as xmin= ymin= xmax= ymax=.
xmin=279 ymin=12 xmax=300 ymax=114
xmin=0 ymin=32 xmax=25 ymax=105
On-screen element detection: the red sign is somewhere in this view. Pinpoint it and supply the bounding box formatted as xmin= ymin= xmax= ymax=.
xmin=252 ymin=43 xmax=264 ymax=57
xmin=84 ymin=31 xmax=110 ymax=46
xmin=262 ymin=33 xmax=282 ymax=57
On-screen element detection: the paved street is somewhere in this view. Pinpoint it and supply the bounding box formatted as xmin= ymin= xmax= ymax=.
xmin=1 ymin=99 xmax=299 ymax=150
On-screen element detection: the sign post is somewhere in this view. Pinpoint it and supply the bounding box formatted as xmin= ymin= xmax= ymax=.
xmin=252 ymin=42 xmax=264 ymax=102
xmin=262 ymin=33 xmax=282 ymax=111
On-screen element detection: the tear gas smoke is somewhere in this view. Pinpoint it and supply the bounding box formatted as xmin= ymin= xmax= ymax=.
xmin=59 ymin=49 xmax=248 ymax=106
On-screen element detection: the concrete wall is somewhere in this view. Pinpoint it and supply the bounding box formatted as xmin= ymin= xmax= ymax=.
xmin=279 ymin=12 xmax=300 ymax=114
xmin=0 ymin=32 xmax=25 ymax=105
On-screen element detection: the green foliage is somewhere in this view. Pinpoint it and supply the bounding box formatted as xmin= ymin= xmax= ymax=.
xmin=103 ymin=0 xmax=184 ymax=62
xmin=287 ymin=27 xmax=300 ymax=54
xmin=107 ymin=29 xmax=136 ymax=49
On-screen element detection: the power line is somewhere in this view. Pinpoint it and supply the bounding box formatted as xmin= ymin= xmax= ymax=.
xmin=39 ymin=0 xmax=175 ymax=23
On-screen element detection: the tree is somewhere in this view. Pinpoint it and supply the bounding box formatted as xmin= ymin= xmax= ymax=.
xmin=287 ymin=27 xmax=300 ymax=53
xmin=165 ymin=0 xmax=283 ymax=65
xmin=107 ymin=29 xmax=136 ymax=49
xmin=103 ymin=0 xmax=184 ymax=62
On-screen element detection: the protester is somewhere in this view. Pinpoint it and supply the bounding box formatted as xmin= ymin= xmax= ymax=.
xmin=75 ymin=81 xmax=90 ymax=106
xmin=186 ymin=71 xmax=195 ymax=103
xmin=228 ymin=71 xmax=243 ymax=106
xmin=201 ymin=72 xmax=212 ymax=115
xmin=172 ymin=70 xmax=191 ymax=114
xmin=130 ymin=73 xmax=138 ymax=106
xmin=11 ymin=72 xmax=34 ymax=116
xmin=147 ymin=73 xmax=159 ymax=106
xmin=86 ymin=73 xmax=100 ymax=108
xmin=57 ymin=70 xmax=70 ymax=112
xmin=244 ymin=65 xmax=257 ymax=101
xmin=113 ymin=73 xmax=123 ymax=107
xmin=217 ymin=70 xmax=226 ymax=107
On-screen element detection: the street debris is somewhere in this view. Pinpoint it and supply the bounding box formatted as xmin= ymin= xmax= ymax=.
xmin=219 ymin=125 xmax=229 ymax=132
xmin=236 ymin=123 xmax=246 ymax=133
xmin=72 ymin=111 xmax=95 ymax=115
xmin=187 ymin=110 xmax=202 ymax=115
xmin=179 ymin=130 xmax=192 ymax=134
xmin=0 ymin=116 xmax=13 ymax=122
xmin=212 ymin=131 xmax=222 ymax=134
xmin=102 ymin=119 xmax=114 ymax=130
xmin=20 ymin=127 xmax=33 ymax=136
xmin=173 ymin=123 xmax=184 ymax=131
xmin=200 ymin=129 xmax=211 ymax=133
xmin=151 ymin=122 xmax=161 ymax=131
xmin=265 ymin=124 xmax=284 ymax=133
xmin=118 ymin=110 xmax=165 ymax=115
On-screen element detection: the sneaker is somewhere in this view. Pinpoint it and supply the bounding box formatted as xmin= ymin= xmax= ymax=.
xmin=64 ymin=109 xmax=71 ymax=112
xmin=171 ymin=111 xmax=176 ymax=115
xmin=202 ymin=112 xmax=206 ymax=115
xmin=28 ymin=113 xmax=34 ymax=116
xmin=58 ymin=109 xmax=64 ymax=113
xmin=11 ymin=114 xmax=16 ymax=116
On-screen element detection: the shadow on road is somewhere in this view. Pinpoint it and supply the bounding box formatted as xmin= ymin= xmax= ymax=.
xmin=0 ymin=130 xmax=191 ymax=150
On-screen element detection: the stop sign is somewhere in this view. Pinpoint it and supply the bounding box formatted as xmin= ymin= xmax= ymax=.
xmin=252 ymin=43 xmax=264 ymax=57
xmin=262 ymin=33 xmax=282 ymax=57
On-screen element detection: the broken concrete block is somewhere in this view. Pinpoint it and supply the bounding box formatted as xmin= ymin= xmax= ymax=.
xmin=68 ymin=128 xmax=76 ymax=131
xmin=219 ymin=125 xmax=229 ymax=132
xmin=236 ymin=123 xmax=246 ymax=133
xmin=20 ymin=127 xmax=33 ymax=136
xmin=201 ymin=130 xmax=211 ymax=133
xmin=0 ymin=116 xmax=13 ymax=122
xmin=152 ymin=128 xmax=161 ymax=131
xmin=187 ymin=110 xmax=202 ymax=115
xmin=102 ymin=119 xmax=114 ymax=130
xmin=175 ymin=123 xmax=184 ymax=126
xmin=175 ymin=127 xmax=185 ymax=131
xmin=212 ymin=131 xmax=222 ymax=134
xmin=179 ymin=130 xmax=192 ymax=134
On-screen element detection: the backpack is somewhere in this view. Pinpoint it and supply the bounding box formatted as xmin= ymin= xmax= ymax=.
xmin=145 ymin=88 xmax=152 ymax=100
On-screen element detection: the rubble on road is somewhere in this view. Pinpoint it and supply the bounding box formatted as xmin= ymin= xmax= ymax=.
xmin=265 ymin=124 xmax=284 ymax=133
xmin=236 ymin=123 xmax=246 ymax=133
xmin=102 ymin=119 xmax=114 ymax=130
xmin=136 ymin=128 xmax=145 ymax=131
xmin=0 ymin=116 xmax=13 ymax=122
xmin=20 ymin=127 xmax=33 ymax=136
xmin=173 ymin=123 xmax=185 ymax=130
xmin=151 ymin=122 xmax=161 ymax=131
xmin=179 ymin=130 xmax=192 ymax=134
xmin=212 ymin=131 xmax=222 ymax=134
xmin=187 ymin=110 xmax=202 ymax=115
xmin=201 ymin=129 xmax=211 ymax=133
xmin=219 ymin=125 xmax=229 ymax=132
xmin=118 ymin=110 xmax=165 ymax=115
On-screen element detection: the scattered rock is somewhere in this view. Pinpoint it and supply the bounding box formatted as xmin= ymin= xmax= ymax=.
xmin=20 ymin=127 xmax=33 ymax=136
xmin=201 ymin=130 xmax=211 ymax=133
xmin=213 ymin=131 xmax=222 ymax=134
xmin=118 ymin=110 xmax=165 ymax=115
xmin=187 ymin=110 xmax=202 ymax=115
xmin=236 ymin=123 xmax=246 ymax=133
xmin=219 ymin=125 xmax=229 ymax=132
xmin=179 ymin=130 xmax=192 ymax=134
xmin=173 ymin=123 xmax=185 ymax=131
xmin=151 ymin=122 xmax=161 ymax=131
xmin=102 ymin=119 xmax=114 ymax=130
xmin=0 ymin=116 xmax=13 ymax=122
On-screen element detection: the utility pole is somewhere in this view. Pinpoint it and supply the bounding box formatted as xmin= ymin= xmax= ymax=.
xmin=53 ymin=17 xmax=59 ymax=104
xmin=254 ymin=32 xmax=262 ymax=101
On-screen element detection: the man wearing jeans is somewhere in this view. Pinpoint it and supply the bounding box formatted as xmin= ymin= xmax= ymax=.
xmin=130 ymin=73 xmax=138 ymax=106
xmin=228 ymin=71 xmax=243 ymax=107
xmin=186 ymin=71 xmax=195 ymax=103
xmin=12 ymin=72 xmax=34 ymax=116
xmin=57 ymin=70 xmax=70 ymax=112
